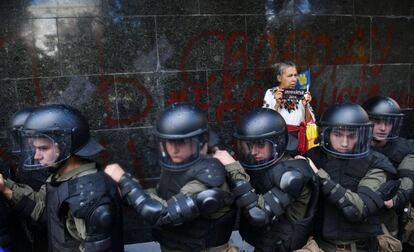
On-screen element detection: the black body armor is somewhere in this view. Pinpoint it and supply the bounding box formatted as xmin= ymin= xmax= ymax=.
xmin=239 ymin=159 xmax=319 ymax=252
xmin=46 ymin=171 xmax=123 ymax=252
xmin=153 ymin=158 xmax=236 ymax=251
xmin=307 ymin=147 xmax=395 ymax=242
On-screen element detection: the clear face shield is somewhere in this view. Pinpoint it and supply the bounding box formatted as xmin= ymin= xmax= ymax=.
xmin=321 ymin=125 xmax=373 ymax=158
xmin=236 ymin=135 xmax=286 ymax=170
xmin=20 ymin=131 xmax=71 ymax=170
xmin=158 ymin=136 xmax=205 ymax=171
xmin=371 ymin=115 xmax=403 ymax=141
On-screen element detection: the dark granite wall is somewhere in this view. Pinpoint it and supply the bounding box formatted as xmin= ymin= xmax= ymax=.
xmin=0 ymin=0 xmax=413 ymax=243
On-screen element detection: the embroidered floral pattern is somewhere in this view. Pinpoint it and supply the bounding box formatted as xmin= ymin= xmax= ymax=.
xmin=281 ymin=99 xmax=299 ymax=113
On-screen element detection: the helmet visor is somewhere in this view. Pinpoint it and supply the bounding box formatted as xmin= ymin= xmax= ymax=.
xmin=321 ymin=125 xmax=372 ymax=158
xmin=371 ymin=115 xmax=403 ymax=141
xmin=158 ymin=137 xmax=202 ymax=171
xmin=20 ymin=131 xmax=71 ymax=170
xmin=236 ymin=136 xmax=286 ymax=170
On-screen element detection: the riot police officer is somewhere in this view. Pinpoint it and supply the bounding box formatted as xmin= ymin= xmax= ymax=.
xmin=363 ymin=96 xmax=414 ymax=250
xmin=6 ymin=107 xmax=48 ymax=251
xmin=304 ymin=102 xmax=397 ymax=252
xmin=0 ymin=104 xmax=123 ymax=252
xmin=105 ymin=102 xmax=236 ymax=252
xmin=213 ymin=108 xmax=319 ymax=252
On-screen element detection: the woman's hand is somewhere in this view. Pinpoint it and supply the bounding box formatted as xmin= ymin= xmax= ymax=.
xmin=302 ymin=91 xmax=312 ymax=107
xmin=273 ymin=87 xmax=284 ymax=108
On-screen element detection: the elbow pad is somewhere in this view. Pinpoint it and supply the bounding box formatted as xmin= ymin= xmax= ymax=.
xmin=160 ymin=189 xmax=234 ymax=226
xmin=244 ymin=205 xmax=270 ymax=227
xmin=161 ymin=193 xmax=199 ymax=226
xmin=279 ymin=170 xmax=305 ymax=198
xmin=84 ymin=204 xmax=113 ymax=252
xmin=195 ymin=188 xmax=233 ymax=215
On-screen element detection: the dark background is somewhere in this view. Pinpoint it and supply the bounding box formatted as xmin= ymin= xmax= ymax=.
xmin=0 ymin=0 xmax=413 ymax=243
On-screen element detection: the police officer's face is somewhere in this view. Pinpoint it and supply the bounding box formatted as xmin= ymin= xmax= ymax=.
xmin=277 ymin=66 xmax=297 ymax=89
xmin=32 ymin=138 xmax=59 ymax=167
xmin=248 ymin=141 xmax=272 ymax=162
xmin=329 ymin=128 xmax=358 ymax=153
xmin=372 ymin=119 xmax=393 ymax=141
xmin=165 ymin=139 xmax=195 ymax=163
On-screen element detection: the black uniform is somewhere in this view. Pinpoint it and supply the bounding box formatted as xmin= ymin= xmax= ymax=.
xmin=307 ymin=147 xmax=395 ymax=244
xmin=307 ymin=103 xmax=397 ymax=252
xmin=153 ymin=158 xmax=236 ymax=251
xmin=46 ymin=167 xmax=123 ymax=252
xmin=372 ymin=138 xmax=414 ymax=212
xmin=117 ymin=103 xmax=235 ymax=252
xmin=227 ymin=108 xmax=319 ymax=252
xmin=238 ymin=158 xmax=318 ymax=252
xmin=5 ymin=104 xmax=123 ymax=252
xmin=363 ymin=96 xmax=414 ymax=250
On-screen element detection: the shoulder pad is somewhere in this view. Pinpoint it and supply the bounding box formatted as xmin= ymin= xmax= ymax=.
xmin=191 ymin=158 xmax=226 ymax=188
xmin=271 ymin=159 xmax=313 ymax=193
xmin=395 ymin=138 xmax=414 ymax=153
xmin=370 ymin=151 xmax=397 ymax=175
xmin=285 ymin=159 xmax=314 ymax=178
xmin=274 ymin=159 xmax=313 ymax=179
xmin=65 ymin=172 xmax=111 ymax=218
xmin=389 ymin=138 xmax=414 ymax=163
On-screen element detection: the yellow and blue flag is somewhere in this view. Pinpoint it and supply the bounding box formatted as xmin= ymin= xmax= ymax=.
xmin=295 ymin=69 xmax=311 ymax=91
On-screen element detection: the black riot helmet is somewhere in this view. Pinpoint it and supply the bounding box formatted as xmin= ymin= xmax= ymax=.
xmin=20 ymin=104 xmax=104 ymax=170
xmin=8 ymin=107 xmax=36 ymax=154
xmin=362 ymin=96 xmax=404 ymax=141
xmin=233 ymin=108 xmax=288 ymax=170
xmin=318 ymin=103 xmax=373 ymax=159
xmin=154 ymin=103 xmax=208 ymax=171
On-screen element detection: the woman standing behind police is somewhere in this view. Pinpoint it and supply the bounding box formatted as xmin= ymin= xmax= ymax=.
xmin=263 ymin=61 xmax=315 ymax=154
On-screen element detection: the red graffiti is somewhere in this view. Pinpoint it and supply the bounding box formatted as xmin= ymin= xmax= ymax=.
xmin=3 ymin=17 xmax=410 ymax=182
xmin=174 ymin=26 xmax=398 ymax=124
xmin=371 ymin=26 xmax=393 ymax=77
xmin=97 ymin=76 xmax=154 ymax=128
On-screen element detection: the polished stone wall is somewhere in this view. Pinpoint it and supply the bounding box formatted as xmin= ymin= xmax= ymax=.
xmin=0 ymin=0 xmax=413 ymax=243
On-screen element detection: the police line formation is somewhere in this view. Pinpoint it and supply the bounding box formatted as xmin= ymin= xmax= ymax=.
xmin=0 ymin=62 xmax=413 ymax=252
